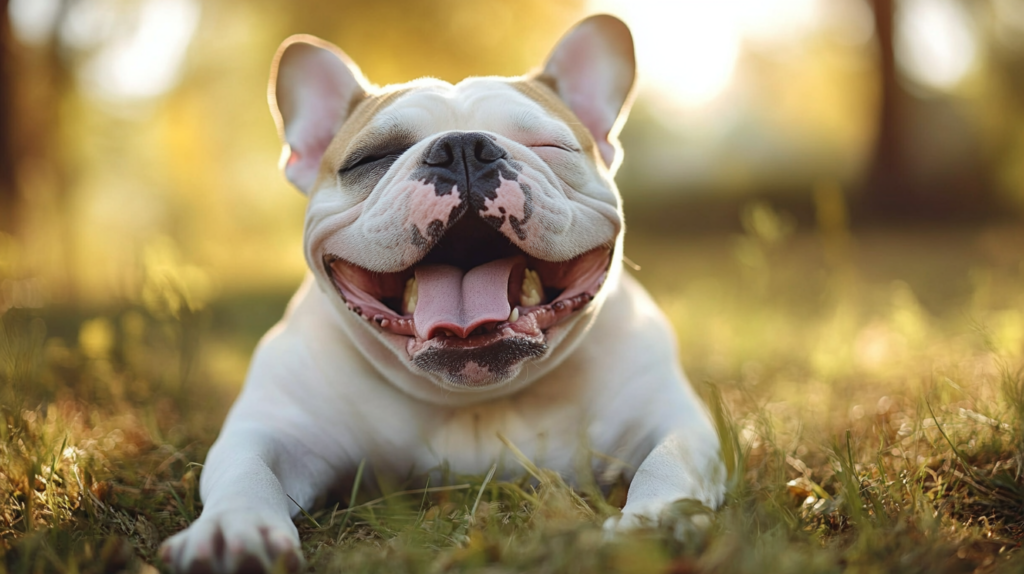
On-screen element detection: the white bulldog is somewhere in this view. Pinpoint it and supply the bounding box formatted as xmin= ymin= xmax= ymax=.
xmin=160 ymin=15 xmax=725 ymax=573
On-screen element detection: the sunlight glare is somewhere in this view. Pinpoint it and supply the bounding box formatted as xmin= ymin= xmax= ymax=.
xmin=895 ymin=0 xmax=977 ymax=90
xmin=8 ymin=0 xmax=61 ymax=45
xmin=590 ymin=0 xmax=819 ymax=107
xmin=81 ymin=0 xmax=201 ymax=101
xmin=815 ymin=0 xmax=875 ymax=46
xmin=733 ymin=0 xmax=818 ymax=45
xmin=591 ymin=0 xmax=739 ymax=106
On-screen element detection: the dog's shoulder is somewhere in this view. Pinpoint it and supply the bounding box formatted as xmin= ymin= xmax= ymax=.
xmin=246 ymin=276 xmax=364 ymax=387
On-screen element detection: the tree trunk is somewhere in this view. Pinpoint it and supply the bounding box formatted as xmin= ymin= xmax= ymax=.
xmin=862 ymin=0 xmax=912 ymax=214
xmin=0 ymin=0 xmax=19 ymax=235
xmin=861 ymin=0 xmax=996 ymax=220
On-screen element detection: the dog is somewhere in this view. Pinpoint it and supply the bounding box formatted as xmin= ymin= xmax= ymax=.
xmin=160 ymin=15 xmax=725 ymax=573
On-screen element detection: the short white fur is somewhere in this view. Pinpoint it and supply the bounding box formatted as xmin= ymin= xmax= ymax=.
xmin=160 ymin=15 xmax=725 ymax=573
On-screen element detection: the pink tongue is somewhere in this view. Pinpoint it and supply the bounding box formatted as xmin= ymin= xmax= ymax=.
xmin=414 ymin=256 xmax=523 ymax=339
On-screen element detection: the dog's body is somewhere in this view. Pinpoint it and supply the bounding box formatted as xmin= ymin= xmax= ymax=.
xmin=161 ymin=16 xmax=725 ymax=573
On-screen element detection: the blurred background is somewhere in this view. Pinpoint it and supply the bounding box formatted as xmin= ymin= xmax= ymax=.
xmin=0 ymin=0 xmax=1023 ymax=396
xmin=5 ymin=2 xmax=1024 ymax=568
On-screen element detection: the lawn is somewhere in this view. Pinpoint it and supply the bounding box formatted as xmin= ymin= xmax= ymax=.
xmin=3 ymin=209 xmax=1024 ymax=573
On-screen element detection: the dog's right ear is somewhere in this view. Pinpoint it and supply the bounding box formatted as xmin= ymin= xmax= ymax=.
xmin=269 ymin=35 xmax=369 ymax=194
xmin=537 ymin=15 xmax=635 ymax=174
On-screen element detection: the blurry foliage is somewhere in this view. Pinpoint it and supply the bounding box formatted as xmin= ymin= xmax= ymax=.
xmin=619 ymin=31 xmax=879 ymax=197
xmin=2 ymin=0 xmax=587 ymax=305
xmin=0 ymin=0 xmax=1023 ymax=306
xmin=139 ymin=237 xmax=210 ymax=321
xmin=266 ymin=0 xmax=586 ymax=85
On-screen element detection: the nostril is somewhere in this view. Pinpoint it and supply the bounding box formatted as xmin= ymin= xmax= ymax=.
xmin=425 ymin=141 xmax=455 ymax=167
xmin=474 ymin=138 xmax=505 ymax=163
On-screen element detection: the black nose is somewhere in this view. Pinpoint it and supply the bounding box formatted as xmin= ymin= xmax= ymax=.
xmin=424 ymin=131 xmax=507 ymax=172
xmin=415 ymin=131 xmax=514 ymax=225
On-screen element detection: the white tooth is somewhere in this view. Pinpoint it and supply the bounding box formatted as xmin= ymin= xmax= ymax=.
xmin=520 ymin=268 xmax=542 ymax=307
xmin=508 ymin=308 xmax=519 ymax=323
xmin=403 ymin=277 xmax=418 ymax=315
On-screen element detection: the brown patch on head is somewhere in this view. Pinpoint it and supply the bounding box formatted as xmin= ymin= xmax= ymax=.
xmin=312 ymin=86 xmax=415 ymax=192
xmin=508 ymin=76 xmax=601 ymax=164
xmin=530 ymin=73 xmax=559 ymax=94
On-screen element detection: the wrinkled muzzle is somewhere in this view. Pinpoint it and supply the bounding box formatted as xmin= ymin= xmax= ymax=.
xmin=318 ymin=130 xmax=616 ymax=387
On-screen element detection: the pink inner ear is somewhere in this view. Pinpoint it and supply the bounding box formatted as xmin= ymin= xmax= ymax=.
xmin=596 ymin=141 xmax=615 ymax=167
xmin=284 ymin=147 xmax=315 ymax=191
xmin=273 ymin=39 xmax=366 ymax=193
xmin=281 ymin=82 xmax=353 ymax=192
xmin=284 ymin=117 xmax=339 ymax=192
xmin=542 ymin=16 xmax=634 ymax=169
xmin=566 ymin=93 xmax=617 ymax=166
xmin=283 ymin=145 xmax=322 ymax=194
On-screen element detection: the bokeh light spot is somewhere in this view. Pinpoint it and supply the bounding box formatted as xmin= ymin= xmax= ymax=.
xmin=79 ymin=0 xmax=201 ymax=101
xmin=896 ymin=0 xmax=977 ymax=91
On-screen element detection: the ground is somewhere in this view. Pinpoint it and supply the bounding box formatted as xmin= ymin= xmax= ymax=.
xmin=3 ymin=211 xmax=1024 ymax=573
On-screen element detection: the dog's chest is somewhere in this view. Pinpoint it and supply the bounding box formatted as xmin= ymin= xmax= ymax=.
xmin=353 ymin=383 xmax=628 ymax=478
xmin=415 ymin=401 xmax=585 ymax=475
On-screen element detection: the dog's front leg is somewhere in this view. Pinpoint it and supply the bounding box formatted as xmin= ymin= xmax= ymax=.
xmin=160 ymin=424 xmax=335 ymax=573
xmin=605 ymin=426 xmax=726 ymax=534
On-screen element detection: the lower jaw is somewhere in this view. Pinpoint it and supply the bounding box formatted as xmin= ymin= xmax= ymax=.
xmin=409 ymin=330 xmax=547 ymax=387
xmin=406 ymin=294 xmax=595 ymax=387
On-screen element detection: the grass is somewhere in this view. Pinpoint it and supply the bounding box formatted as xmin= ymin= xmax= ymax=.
xmin=3 ymin=206 xmax=1024 ymax=573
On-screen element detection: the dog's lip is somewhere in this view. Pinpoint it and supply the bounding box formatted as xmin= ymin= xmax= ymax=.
xmin=322 ymin=246 xmax=609 ymax=351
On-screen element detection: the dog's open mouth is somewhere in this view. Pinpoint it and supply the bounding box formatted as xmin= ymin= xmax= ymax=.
xmin=323 ymin=216 xmax=610 ymax=361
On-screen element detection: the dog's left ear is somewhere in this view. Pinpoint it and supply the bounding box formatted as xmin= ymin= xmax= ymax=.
xmin=269 ymin=35 xmax=370 ymax=194
xmin=539 ymin=15 xmax=636 ymax=172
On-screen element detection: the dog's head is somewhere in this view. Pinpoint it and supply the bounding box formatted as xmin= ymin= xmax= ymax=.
xmin=269 ymin=16 xmax=635 ymax=397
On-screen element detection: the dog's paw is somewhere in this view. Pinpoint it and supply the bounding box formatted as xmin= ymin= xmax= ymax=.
xmin=159 ymin=510 xmax=303 ymax=574
xmin=603 ymin=498 xmax=713 ymax=540
xmin=602 ymin=499 xmax=664 ymax=533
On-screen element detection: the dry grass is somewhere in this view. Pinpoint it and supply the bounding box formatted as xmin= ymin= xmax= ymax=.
xmin=3 ymin=208 xmax=1024 ymax=573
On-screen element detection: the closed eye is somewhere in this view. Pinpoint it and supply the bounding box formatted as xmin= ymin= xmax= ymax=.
xmin=529 ymin=144 xmax=578 ymax=153
xmin=339 ymin=147 xmax=411 ymax=174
